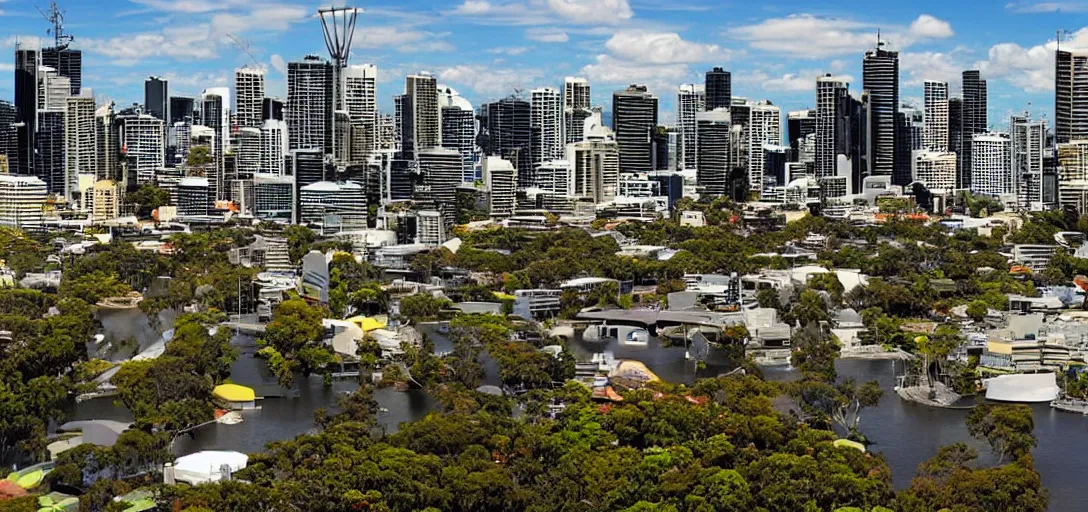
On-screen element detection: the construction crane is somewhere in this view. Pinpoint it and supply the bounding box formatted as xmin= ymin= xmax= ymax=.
xmin=226 ymin=33 xmax=261 ymax=68
xmin=36 ymin=0 xmax=73 ymax=50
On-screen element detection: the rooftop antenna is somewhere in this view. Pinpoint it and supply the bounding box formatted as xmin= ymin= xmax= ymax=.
xmin=36 ymin=1 xmax=73 ymax=50
xmin=318 ymin=5 xmax=361 ymax=111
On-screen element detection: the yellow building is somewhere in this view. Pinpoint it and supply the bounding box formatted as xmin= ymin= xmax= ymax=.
xmin=92 ymin=180 xmax=119 ymax=223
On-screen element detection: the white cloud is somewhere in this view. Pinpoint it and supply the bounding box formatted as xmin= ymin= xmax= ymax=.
xmin=269 ymin=54 xmax=286 ymax=75
xmin=83 ymin=25 xmax=219 ymax=64
xmin=438 ymin=64 xmax=544 ymax=96
xmin=489 ymin=46 xmax=532 ymax=56
xmin=0 ymin=63 xmax=13 ymax=72
xmin=447 ymin=0 xmax=555 ymax=25
xmin=761 ymin=73 xmax=820 ymax=93
xmin=129 ymin=0 xmax=245 ymax=13
xmin=210 ymin=4 xmax=308 ymax=34
xmin=899 ymin=50 xmax=966 ymax=87
xmin=354 ymin=26 xmax=455 ymax=53
xmin=526 ymin=27 xmax=569 ymax=43
xmin=580 ymin=54 xmax=689 ymax=93
xmin=907 ymin=14 xmax=954 ymax=39
xmin=604 ymin=31 xmax=730 ymax=64
xmin=971 ymin=28 xmax=1088 ymax=93
xmin=547 ymin=0 xmax=632 ymax=25
xmin=1005 ymin=2 xmax=1088 ymax=12
xmin=727 ymin=13 xmax=954 ymax=58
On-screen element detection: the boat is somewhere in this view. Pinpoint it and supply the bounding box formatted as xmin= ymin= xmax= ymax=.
xmin=1051 ymin=398 xmax=1088 ymax=415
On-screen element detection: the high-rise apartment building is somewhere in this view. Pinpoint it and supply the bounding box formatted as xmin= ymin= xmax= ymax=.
xmin=566 ymin=111 xmax=619 ymax=203
xmin=118 ymin=114 xmax=165 ymax=186
xmin=677 ymin=84 xmax=705 ymax=171
xmin=612 ymin=84 xmax=658 ymax=173
xmin=36 ymin=110 xmax=65 ymax=196
xmin=344 ymin=64 xmax=377 ymax=161
xmin=961 ymin=70 xmax=988 ymax=187
xmin=483 ymin=156 xmax=517 ymax=218
xmin=924 ymin=80 xmax=949 ymax=151
xmin=863 ymin=42 xmax=900 ymax=183
xmin=705 ymin=67 xmax=731 ymax=111
xmin=14 ymin=46 xmax=38 ymax=175
xmin=95 ymin=103 xmax=118 ymax=183
xmin=65 ymin=96 xmax=96 ymax=201
xmin=1010 ymin=115 xmax=1046 ymax=210
xmin=815 ymin=75 xmax=849 ymax=180
xmin=948 ymin=97 xmax=963 ymax=184
xmin=788 ymin=109 xmax=816 ymax=161
xmin=563 ymin=77 xmax=591 ymax=144
xmin=531 ymin=87 xmax=563 ymax=167
xmin=235 ymin=68 xmax=265 ymax=129
xmin=481 ymin=97 xmax=532 ymax=186
xmin=911 ymin=150 xmax=957 ymax=191
xmin=418 ymin=147 xmax=462 ymax=228
xmin=259 ymin=119 xmax=288 ymax=176
xmin=748 ymin=102 xmax=781 ymax=191
xmin=201 ymin=88 xmax=230 ymax=194
xmin=40 ymin=46 xmax=81 ymax=96
xmin=439 ymin=86 xmax=475 ymax=181
xmin=169 ymin=96 xmax=194 ymax=124
xmin=287 ymin=56 xmax=333 ymax=154
xmin=405 ymin=73 xmax=441 ymax=158
xmin=145 ymin=76 xmax=168 ymax=121
xmin=1056 ymin=50 xmax=1088 ymax=144
xmin=970 ymin=133 xmax=1012 ymax=198
xmin=695 ymin=108 xmax=732 ymax=196
xmin=0 ymin=174 xmax=47 ymax=229
xmin=1058 ymin=140 xmax=1088 ymax=212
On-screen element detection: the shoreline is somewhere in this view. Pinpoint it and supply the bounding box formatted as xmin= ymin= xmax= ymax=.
xmin=840 ymin=348 xmax=915 ymax=361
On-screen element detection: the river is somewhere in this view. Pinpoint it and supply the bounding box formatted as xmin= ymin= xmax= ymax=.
xmin=77 ymin=312 xmax=1088 ymax=510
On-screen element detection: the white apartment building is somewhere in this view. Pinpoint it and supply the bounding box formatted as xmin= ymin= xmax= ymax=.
xmin=234 ymin=67 xmax=265 ymax=129
xmin=531 ymin=87 xmax=563 ymax=167
xmin=924 ymin=80 xmax=949 ymax=151
xmin=912 ymin=150 xmax=957 ymax=191
xmin=677 ymin=84 xmax=705 ymax=171
xmin=970 ymin=133 xmax=1013 ymax=198
xmin=0 ymin=175 xmax=47 ymax=229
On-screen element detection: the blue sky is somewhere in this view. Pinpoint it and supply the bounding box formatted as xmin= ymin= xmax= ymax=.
xmin=0 ymin=0 xmax=1082 ymax=131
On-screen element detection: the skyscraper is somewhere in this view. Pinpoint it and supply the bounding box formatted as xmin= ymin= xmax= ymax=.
xmin=235 ymin=68 xmax=265 ymax=129
xmin=201 ymin=88 xmax=230 ymax=197
xmin=924 ymin=80 xmax=949 ymax=152
xmin=36 ymin=110 xmax=65 ymax=196
xmin=747 ymin=102 xmax=781 ymax=192
xmin=563 ymin=77 xmax=591 ymax=144
xmin=418 ymin=147 xmax=462 ymax=227
xmin=439 ymin=86 xmax=475 ymax=181
xmin=259 ymin=119 xmax=288 ymax=176
xmin=65 ymin=96 xmax=96 ymax=201
xmin=118 ymin=114 xmax=165 ymax=186
xmin=961 ymin=70 xmax=988 ymax=188
xmin=970 ymin=133 xmax=1011 ymax=198
xmin=0 ymin=101 xmax=16 ymax=173
xmin=1056 ymin=50 xmax=1088 ymax=144
xmin=612 ymin=84 xmax=658 ymax=173
xmin=863 ymin=41 xmax=900 ymax=183
xmin=788 ymin=109 xmax=816 ymax=162
xmin=95 ymin=103 xmax=118 ymax=182
xmin=815 ymin=75 xmax=849 ymax=180
xmin=406 ymin=73 xmax=441 ymax=158
xmin=169 ymin=96 xmax=195 ymax=124
xmin=287 ymin=55 xmax=333 ymax=154
xmin=911 ymin=150 xmax=957 ymax=191
xmin=344 ymin=64 xmax=377 ymax=161
xmin=695 ymin=108 xmax=732 ymax=196
xmin=481 ymin=97 xmax=532 ymax=186
xmin=705 ymin=67 xmax=731 ymax=111
xmin=566 ymin=111 xmax=619 ymax=203
xmin=145 ymin=76 xmax=168 ymax=121
xmin=14 ymin=46 xmax=38 ymax=175
xmin=677 ymin=84 xmax=705 ymax=171
xmin=40 ymin=47 xmax=81 ymax=96
xmin=948 ymin=97 xmax=963 ymax=185
xmin=1010 ymin=115 xmax=1046 ymax=210
xmin=531 ymin=87 xmax=563 ymax=167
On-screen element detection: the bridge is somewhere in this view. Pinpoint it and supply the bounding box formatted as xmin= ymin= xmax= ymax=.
xmin=575 ymin=309 xmax=746 ymax=331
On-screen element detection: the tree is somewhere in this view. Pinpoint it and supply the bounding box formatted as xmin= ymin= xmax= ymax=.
xmin=187 ymin=145 xmax=213 ymax=166
xmin=59 ymin=270 xmax=131 ymax=304
xmin=282 ymin=225 xmax=316 ymax=264
xmin=125 ymin=184 xmax=171 ymax=218
xmin=790 ymin=324 xmax=839 ymax=382
xmin=399 ymin=293 xmax=447 ymax=322
xmin=260 ymin=298 xmax=335 ymax=379
xmin=794 ymin=378 xmax=883 ymax=441
xmin=965 ymin=300 xmax=989 ymax=322
xmin=966 ymin=404 xmax=1037 ymax=463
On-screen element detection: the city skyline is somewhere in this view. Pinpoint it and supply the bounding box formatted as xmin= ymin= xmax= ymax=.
xmin=0 ymin=0 xmax=1082 ymax=125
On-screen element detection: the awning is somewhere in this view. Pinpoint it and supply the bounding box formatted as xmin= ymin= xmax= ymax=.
xmin=346 ymin=316 xmax=387 ymax=332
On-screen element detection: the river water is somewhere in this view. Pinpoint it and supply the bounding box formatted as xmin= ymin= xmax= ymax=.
xmin=77 ymin=313 xmax=1088 ymax=510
